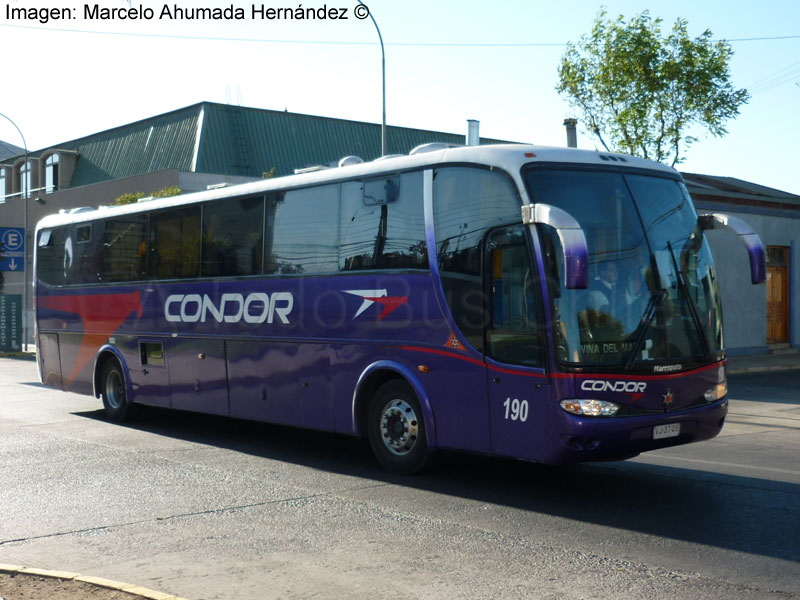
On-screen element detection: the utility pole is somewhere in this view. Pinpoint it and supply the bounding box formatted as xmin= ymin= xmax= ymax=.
xmin=356 ymin=0 xmax=386 ymax=157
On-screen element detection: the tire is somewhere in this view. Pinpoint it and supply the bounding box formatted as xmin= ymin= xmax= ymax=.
xmin=100 ymin=358 xmax=135 ymax=422
xmin=367 ymin=381 xmax=430 ymax=474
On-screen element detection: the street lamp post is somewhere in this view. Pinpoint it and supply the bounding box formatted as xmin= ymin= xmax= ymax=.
xmin=356 ymin=0 xmax=386 ymax=157
xmin=0 ymin=111 xmax=30 ymax=352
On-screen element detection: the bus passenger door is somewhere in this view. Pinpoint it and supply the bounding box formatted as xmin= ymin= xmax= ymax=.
xmin=485 ymin=226 xmax=550 ymax=461
xmin=166 ymin=338 xmax=229 ymax=416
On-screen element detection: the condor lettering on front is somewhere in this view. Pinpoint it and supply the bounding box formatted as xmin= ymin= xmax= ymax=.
xmin=580 ymin=380 xmax=647 ymax=394
xmin=165 ymin=292 xmax=293 ymax=324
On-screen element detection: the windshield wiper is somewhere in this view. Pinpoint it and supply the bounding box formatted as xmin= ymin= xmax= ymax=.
xmin=625 ymin=288 xmax=667 ymax=369
xmin=666 ymin=240 xmax=710 ymax=359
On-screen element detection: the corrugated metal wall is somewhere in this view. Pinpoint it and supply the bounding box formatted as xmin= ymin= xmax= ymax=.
xmin=61 ymin=107 xmax=201 ymax=188
xmin=196 ymin=103 xmax=508 ymax=178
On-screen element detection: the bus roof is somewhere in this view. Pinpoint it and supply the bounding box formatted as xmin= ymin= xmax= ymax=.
xmin=35 ymin=144 xmax=677 ymax=232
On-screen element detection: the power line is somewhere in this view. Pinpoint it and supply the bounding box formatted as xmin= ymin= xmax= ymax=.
xmin=723 ymin=35 xmax=800 ymax=43
xmin=0 ymin=22 xmax=798 ymax=47
xmin=0 ymin=22 xmax=563 ymax=45
xmin=748 ymin=59 xmax=800 ymax=95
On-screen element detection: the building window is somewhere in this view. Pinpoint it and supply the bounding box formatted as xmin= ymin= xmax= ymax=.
xmin=0 ymin=168 xmax=6 ymax=204
xmin=19 ymin=160 xmax=31 ymax=199
xmin=45 ymin=154 xmax=59 ymax=193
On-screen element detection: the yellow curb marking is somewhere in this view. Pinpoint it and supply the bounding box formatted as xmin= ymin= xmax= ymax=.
xmin=0 ymin=564 xmax=188 ymax=600
xmin=20 ymin=567 xmax=80 ymax=579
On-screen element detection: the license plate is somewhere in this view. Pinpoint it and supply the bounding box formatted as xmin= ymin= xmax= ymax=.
xmin=653 ymin=423 xmax=681 ymax=440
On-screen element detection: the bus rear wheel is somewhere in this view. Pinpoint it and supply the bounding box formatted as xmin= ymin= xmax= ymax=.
xmin=367 ymin=381 xmax=430 ymax=474
xmin=100 ymin=359 xmax=135 ymax=422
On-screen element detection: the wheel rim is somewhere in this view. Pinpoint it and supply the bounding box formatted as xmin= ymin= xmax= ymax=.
xmin=379 ymin=398 xmax=419 ymax=456
xmin=105 ymin=370 xmax=124 ymax=410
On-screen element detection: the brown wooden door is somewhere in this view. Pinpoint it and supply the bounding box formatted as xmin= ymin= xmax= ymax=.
xmin=766 ymin=246 xmax=789 ymax=344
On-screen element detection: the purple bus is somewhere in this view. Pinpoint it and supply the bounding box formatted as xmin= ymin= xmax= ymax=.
xmin=34 ymin=144 xmax=765 ymax=473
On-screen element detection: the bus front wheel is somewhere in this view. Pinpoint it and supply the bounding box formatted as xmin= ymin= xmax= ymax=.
xmin=100 ymin=359 xmax=135 ymax=422
xmin=367 ymin=381 xmax=430 ymax=474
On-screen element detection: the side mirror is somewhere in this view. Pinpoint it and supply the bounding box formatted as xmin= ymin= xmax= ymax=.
xmin=522 ymin=204 xmax=588 ymax=289
xmin=699 ymin=213 xmax=766 ymax=284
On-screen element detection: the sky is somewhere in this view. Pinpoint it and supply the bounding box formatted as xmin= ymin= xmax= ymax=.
xmin=1 ymin=0 xmax=799 ymax=194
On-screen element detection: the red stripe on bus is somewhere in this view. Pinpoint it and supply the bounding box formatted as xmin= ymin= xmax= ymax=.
xmin=398 ymin=345 xmax=725 ymax=381
xmin=398 ymin=345 xmax=547 ymax=378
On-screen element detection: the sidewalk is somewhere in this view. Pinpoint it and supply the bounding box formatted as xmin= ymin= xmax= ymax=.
xmin=726 ymin=348 xmax=800 ymax=375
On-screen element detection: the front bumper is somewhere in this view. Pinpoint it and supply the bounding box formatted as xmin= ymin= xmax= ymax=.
xmin=539 ymin=397 xmax=728 ymax=464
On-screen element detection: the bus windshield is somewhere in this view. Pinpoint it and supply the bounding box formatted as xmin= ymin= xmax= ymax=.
xmin=525 ymin=167 xmax=723 ymax=369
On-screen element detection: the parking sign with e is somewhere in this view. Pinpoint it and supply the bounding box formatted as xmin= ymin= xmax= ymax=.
xmin=0 ymin=227 xmax=26 ymax=272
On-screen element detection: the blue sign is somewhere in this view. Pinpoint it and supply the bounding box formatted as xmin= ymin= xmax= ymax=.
xmin=0 ymin=227 xmax=25 ymax=272
xmin=0 ymin=294 xmax=22 ymax=351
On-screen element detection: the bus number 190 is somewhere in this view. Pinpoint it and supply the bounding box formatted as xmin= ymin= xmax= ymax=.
xmin=503 ymin=397 xmax=529 ymax=422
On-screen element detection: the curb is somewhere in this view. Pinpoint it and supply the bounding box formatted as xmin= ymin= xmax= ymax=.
xmin=0 ymin=352 xmax=36 ymax=360
xmin=727 ymin=363 xmax=800 ymax=376
xmin=0 ymin=564 xmax=189 ymax=600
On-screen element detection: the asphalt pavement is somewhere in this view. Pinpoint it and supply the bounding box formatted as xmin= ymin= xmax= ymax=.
xmin=0 ymin=346 xmax=797 ymax=600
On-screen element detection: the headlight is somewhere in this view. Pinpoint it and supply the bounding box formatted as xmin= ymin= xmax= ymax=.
xmin=560 ymin=399 xmax=619 ymax=417
xmin=704 ymin=381 xmax=728 ymax=402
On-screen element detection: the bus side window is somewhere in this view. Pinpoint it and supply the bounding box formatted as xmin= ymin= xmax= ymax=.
xmin=202 ymin=196 xmax=264 ymax=277
xmin=100 ymin=215 xmax=148 ymax=282
xmin=339 ymin=171 xmax=426 ymax=271
xmin=149 ymin=207 xmax=201 ymax=279
xmin=433 ymin=166 xmax=521 ymax=352
xmin=486 ymin=226 xmax=543 ymax=367
xmin=37 ymin=227 xmax=67 ymax=286
xmin=74 ymin=224 xmax=101 ymax=285
xmin=267 ymin=185 xmax=339 ymax=274
xmin=76 ymin=225 xmax=91 ymax=243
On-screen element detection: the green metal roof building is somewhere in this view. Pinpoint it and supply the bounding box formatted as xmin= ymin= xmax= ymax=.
xmin=1 ymin=101 xmax=508 ymax=194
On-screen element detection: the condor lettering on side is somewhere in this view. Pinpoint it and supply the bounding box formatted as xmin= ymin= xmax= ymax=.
xmin=165 ymin=292 xmax=294 ymax=324
xmin=580 ymin=380 xmax=647 ymax=394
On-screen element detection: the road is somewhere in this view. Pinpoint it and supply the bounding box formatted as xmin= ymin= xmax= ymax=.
xmin=1 ymin=357 xmax=798 ymax=599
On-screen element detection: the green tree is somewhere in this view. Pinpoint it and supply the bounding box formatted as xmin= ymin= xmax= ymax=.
xmin=114 ymin=185 xmax=181 ymax=206
xmin=151 ymin=185 xmax=182 ymax=198
xmin=557 ymin=9 xmax=749 ymax=165
xmin=114 ymin=191 xmax=145 ymax=206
